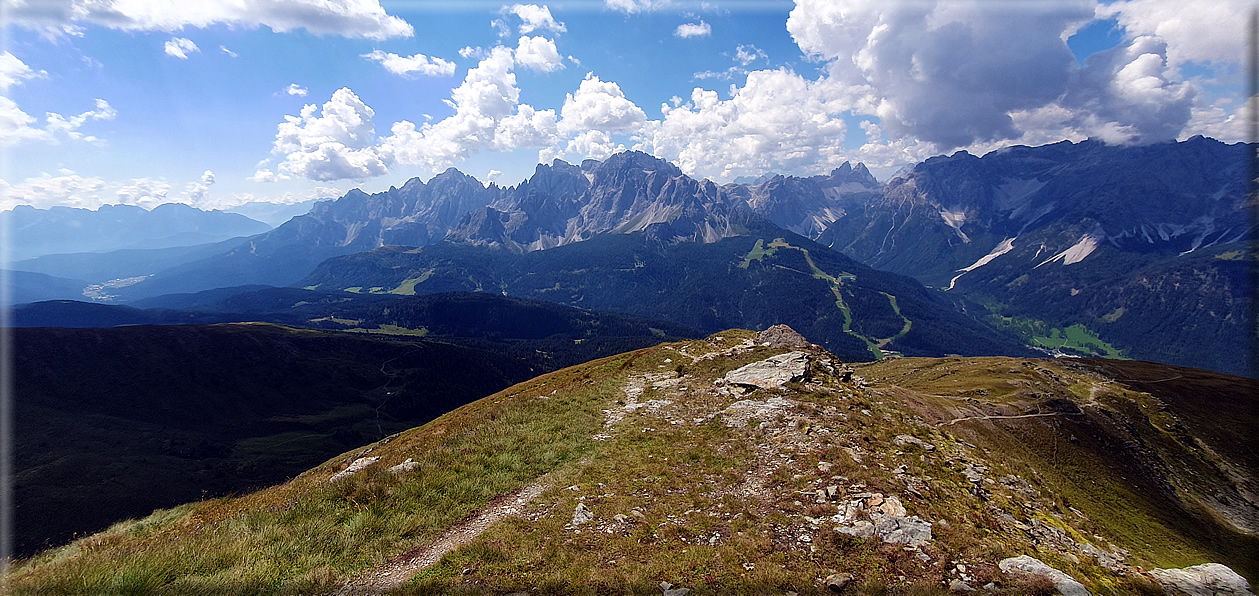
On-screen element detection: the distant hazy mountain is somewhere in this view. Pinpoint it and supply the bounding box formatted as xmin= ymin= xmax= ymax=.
xmin=3 ymin=270 xmax=89 ymax=306
xmin=8 ymin=237 xmax=251 ymax=286
xmin=729 ymin=161 xmax=882 ymax=240
xmin=224 ymin=199 xmax=319 ymax=227
xmin=2 ymin=203 xmax=271 ymax=262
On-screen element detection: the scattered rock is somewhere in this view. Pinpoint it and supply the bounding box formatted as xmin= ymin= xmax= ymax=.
xmin=875 ymin=515 xmax=933 ymax=546
xmin=571 ymin=503 xmax=594 ymax=526
xmin=949 ymin=578 xmax=977 ymax=592
xmin=836 ymin=521 xmax=877 ymax=539
xmin=659 ymin=581 xmax=691 ymax=596
xmin=818 ymin=461 xmax=834 ymax=473
xmin=894 ymin=435 xmax=937 ymax=451
xmin=833 ymin=493 xmax=932 ymax=545
xmin=330 ymin=456 xmax=380 ymax=482
xmin=757 ymin=325 xmax=813 ymax=349
xmin=1149 ymin=563 xmax=1256 ymax=596
xmin=719 ymin=351 xmax=810 ymax=390
xmin=387 ymin=458 xmax=419 ymax=474
xmin=825 ymin=573 xmax=854 ymax=593
xmin=721 ymin=397 xmax=794 ymax=427
xmin=998 ymin=555 xmax=1090 ymax=596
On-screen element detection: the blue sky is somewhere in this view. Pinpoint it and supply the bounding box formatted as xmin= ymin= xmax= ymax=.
xmin=0 ymin=0 xmax=1249 ymax=214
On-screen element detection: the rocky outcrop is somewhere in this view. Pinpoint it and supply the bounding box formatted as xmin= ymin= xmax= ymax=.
xmin=834 ymin=493 xmax=933 ymax=546
xmin=719 ymin=351 xmax=809 ymax=390
xmin=1149 ymin=563 xmax=1255 ymax=596
xmin=756 ymin=324 xmax=813 ymax=349
xmin=998 ymin=555 xmax=1090 ymax=596
xmin=330 ymin=456 xmax=379 ymax=482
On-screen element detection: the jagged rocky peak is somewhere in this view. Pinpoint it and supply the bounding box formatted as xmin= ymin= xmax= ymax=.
xmin=825 ymin=161 xmax=879 ymax=187
xmin=588 ymin=150 xmax=683 ymax=182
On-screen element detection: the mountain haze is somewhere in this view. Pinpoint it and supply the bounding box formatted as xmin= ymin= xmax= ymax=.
xmin=1 ymin=203 xmax=270 ymax=262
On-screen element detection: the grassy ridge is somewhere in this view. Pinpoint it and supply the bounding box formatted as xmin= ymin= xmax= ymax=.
xmin=11 ymin=349 xmax=638 ymax=593
xmin=12 ymin=336 xmax=1255 ymax=594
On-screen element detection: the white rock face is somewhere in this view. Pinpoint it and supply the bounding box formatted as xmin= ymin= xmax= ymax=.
xmin=1149 ymin=563 xmax=1255 ymax=596
xmin=999 ymin=555 xmax=1090 ymax=596
xmin=719 ymin=351 xmax=809 ymax=389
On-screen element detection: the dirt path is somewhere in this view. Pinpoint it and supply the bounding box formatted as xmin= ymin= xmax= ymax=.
xmin=937 ymin=412 xmax=1081 ymax=427
xmin=333 ymin=479 xmax=550 ymax=595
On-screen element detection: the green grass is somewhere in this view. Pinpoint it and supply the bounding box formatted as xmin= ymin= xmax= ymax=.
xmin=14 ymin=336 xmax=1255 ymax=594
xmin=345 ymin=324 xmax=430 ymax=337
xmin=738 ymin=239 xmax=778 ymax=268
xmin=991 ymin=316 xmax=1127 ymax=359
xmin=389 ymin=270 xmax=436 ymax=295
xmin=1031 ymin=324 xmax=1125 ymax=358
xmin=10 ymin=350 xmax=638 ymax=594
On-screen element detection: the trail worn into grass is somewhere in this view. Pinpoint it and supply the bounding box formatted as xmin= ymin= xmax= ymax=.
xmin=334 ymin=478 xmax=551 ymax=595
xmin=937 ymin=412 xmax=1083 ymax=426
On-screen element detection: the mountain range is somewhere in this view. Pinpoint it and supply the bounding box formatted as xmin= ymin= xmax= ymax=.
xmin=1 ymin=203 xmax=271 ymax=262
xmin=9 ymin=137 xmax=1253 ymax=376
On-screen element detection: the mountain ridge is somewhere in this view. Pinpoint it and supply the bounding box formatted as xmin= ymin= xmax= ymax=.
xmin=11 ymin=330 xmax=1256 ymax=594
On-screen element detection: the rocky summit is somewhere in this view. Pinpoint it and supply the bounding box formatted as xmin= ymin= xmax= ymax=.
xmin=10 ymin=328 xmax=1256 ymax=594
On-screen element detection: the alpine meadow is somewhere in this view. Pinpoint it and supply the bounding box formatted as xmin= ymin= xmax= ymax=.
xmin=1 ymin=0 xmax=1256 ymax=594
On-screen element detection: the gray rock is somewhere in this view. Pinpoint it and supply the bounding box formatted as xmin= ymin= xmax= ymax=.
xmin=949 ymin=579 xmax=977 ymax=592
xmin=387 ymin=458 xmax=419 ymax=474
xmin=330 ymin=456 xmax=380 ymax=482
xmin=757 ymin=324 xmax=812 ymax=349
xmin=998 ymin=555 xmax=1090 ymax=596
xmin=1149 ymin=563 xmax=1255 ymax=596
xmin=825 ymin=573 xmax=854 ymax=593
xmin=875 ymin=515 xmax=933 ymax=546
xmin=720 ymin=351 xmax=809 ymax=389
xmin=836 ymin=521 xmax=877 ymax=538
xmin=571 ymin=502 xmax=594 ymax=526
xmin=659 ymin=581 xmax=691 ymax=596
xmin=894 ymin=435 xmax=937 ymax=451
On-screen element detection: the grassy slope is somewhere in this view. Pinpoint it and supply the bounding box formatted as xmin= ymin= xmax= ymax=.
xmin=11 ymin=336 xmax=1256 ymax=594
xmin=13 ymin=321 xmax=687 ymax=558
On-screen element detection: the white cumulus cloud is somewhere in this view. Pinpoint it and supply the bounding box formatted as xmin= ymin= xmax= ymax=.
xmin=514 ymin=36 xmax=565 ymax=72
xmin=286 ymin=83 xmax=309 ymax=96
xmin=605 ymin=0 xmax=671 ymax=14
xmin=646 ymin=68 xmax=852 ymax=180
xmin=220 ymin=45 xmax=238 ymax=57
xmin=559 ymin=74 xmax=647 ymax=136
xmin=361 ymin=50 xmax=456 ymax=77
xmin=164 ymin=37 xmax=200 ymax=59
xmin=0 ymin=171 xmax=107 ymax=210
xmin=1098 ymin=0 xmax=1246 ymax=66
xmin=273 ymin=87 xmax=390 ymax=181
xmin=2 ymin=97 xmax=116 ymax=146
xmin=9 ymin=0 xmax=414 ymax=40
xmin=115 ymin=178 xmax=172 ymax=209
xmin=0 ymin=52 xmax=46 ymax=90
xmin=675 ymin=20 xmax=711 ymax=38
xmin=508 ymin=4 xmax=566 ymax=34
